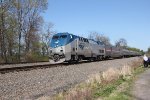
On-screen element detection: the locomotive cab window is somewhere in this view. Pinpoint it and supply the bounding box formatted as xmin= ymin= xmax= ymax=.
xmin=60 ymin=35 xmax=67 ymax=38
xmin=52 ymin=36 xmax=59 ymax=39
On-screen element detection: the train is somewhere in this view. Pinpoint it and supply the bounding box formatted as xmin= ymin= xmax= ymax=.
xmin=49 ymin=32 xmax=141 ymax=64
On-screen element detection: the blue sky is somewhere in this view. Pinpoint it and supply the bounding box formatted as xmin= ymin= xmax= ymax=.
xmin=42 ymin=0 xmax=150 ymax=51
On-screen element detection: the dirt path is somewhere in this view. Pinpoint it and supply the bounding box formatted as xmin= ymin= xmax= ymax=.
xmin=132 ymin=68 xmax=150 ymax=100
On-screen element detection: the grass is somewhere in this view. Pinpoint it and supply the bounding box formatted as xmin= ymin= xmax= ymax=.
xmin=94 ymin=77 xmax=126 ymax=98
xmin=105 ymin=66 xmax=146 ymax=100
xmin=38 ymin=58 xmax=145 ymax=100
xmin=103 ymin=66 xmax=146 ymax=100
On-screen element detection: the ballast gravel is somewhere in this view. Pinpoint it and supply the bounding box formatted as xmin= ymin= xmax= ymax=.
xmin=0 ymin=57 xmax=140 ymax=100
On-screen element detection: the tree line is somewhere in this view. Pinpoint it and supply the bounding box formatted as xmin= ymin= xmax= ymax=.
xmin=88 ymin=32 xmax=144 ymax=53
xmin=0 ymin=0 xmax=54 ymax=63
xmin=147 ymin=47 xmax=150 ymax=56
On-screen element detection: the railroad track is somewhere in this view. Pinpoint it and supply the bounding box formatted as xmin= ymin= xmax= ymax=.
xmin=0 ymin=60 xmax=104 ymax=74
xmin=0 ymin=57 xmax=140 ymax=74
xmin=0 ymin=60 xmax=90 ymax=74
xmin=0 ymin=62 xmax=63 ymax=74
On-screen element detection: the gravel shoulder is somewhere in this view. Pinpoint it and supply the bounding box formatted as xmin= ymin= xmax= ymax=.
xmin=132 ymin=68 xmax=150 ymax=100
xmin=0 ymin=57 xmax=140 ymax=100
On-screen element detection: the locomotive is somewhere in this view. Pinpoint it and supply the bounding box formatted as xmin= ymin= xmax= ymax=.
xmin=49 ymin=32 xmax=141 ymax=64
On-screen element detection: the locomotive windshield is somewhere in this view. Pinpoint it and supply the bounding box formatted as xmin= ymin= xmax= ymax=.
xmin=52 ymin=36 xmax=59 ymax=39
xmin=52 ymin=35 xmax=67 ymax=40
xmin=50 ymin=34 xmax=69 ymax=48
xmin=60 ymin=35 xmax=67 ymax=38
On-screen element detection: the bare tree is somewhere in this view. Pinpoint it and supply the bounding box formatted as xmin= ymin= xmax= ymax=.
xmin=115 ymin=38 xmax=127 ymax=48
xmin=0 ymin=0 xmax=48 ymax=63
xmin=41 ymin=22 xmax=54 ymax=56
xmin=5 ymin=16 xmax=18 ymax=61
xmin=88 ymin=31 xmax=111 ymax=45
xmin=10 ymin=0 xmax=48 ymax=61
xmin=24 ymin=0 xmax=47 ymax=55
xmin=0 ymin=0 xmax=12 ymax=62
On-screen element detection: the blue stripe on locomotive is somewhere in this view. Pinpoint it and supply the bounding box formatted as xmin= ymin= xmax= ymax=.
xmin=50 ymin=33 xmax=78 ymax=48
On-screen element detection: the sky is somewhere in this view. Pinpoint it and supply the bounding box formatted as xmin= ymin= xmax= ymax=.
xmin=42 ymin=0 xmax=150 ymax=51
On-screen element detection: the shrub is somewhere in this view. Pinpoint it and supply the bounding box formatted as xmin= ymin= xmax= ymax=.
xmin=25 ymin=52 xmax=49 ymax=62
xmin=0 ymin=57 xmax=5 ymax=64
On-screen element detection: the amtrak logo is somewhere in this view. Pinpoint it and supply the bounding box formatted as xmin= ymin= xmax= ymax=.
xmin=79 ymin=43 xmax=85 ymax=50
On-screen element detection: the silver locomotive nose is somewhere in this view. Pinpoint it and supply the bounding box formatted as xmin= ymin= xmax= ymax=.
xmin=53 ymin=54 xmax=60 ymax=62
xmin=49 ymin=46 xmax=65 ymax=63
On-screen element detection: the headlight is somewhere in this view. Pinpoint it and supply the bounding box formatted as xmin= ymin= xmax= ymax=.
xmin=60 ymin=50 xmax=63 ymax=52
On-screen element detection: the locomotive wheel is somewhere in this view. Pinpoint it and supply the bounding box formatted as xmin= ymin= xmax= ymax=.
xmin=96 ymin=56 xmax=100 ymax=61
xmin=78 ymin=56 xmax=82 ymax=61
xmin=75 ymin=54 xmax=78 ymax=60
xmin=53 ymin=55 xmax=60 ymax=62
xmin=97 ymin=56 xmax=102 ymax=61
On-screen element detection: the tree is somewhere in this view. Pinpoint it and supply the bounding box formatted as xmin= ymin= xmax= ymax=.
xmin=11 ymin=0 xmax=48 ymax=61
xmin=140 ymin=50 xmax=145 ymax=55
xmin=147 ymin=47 xmax=150 ymax=53
xmin=0 ymin=0 xmax=48 ymax=63
xmin=88 ymin=31 xmax=111 ymax=45
xmin=126 ymin=46 xmax=141 ymax=52
xmin=115 ymin=38 xmax=127 ymax=48
xmin=41 ymin=22 xmax=54 ymax=56
xmin=5 ymin=15 xmax=18 ymax=61
xmin=0 ymin=0 xmax=12 ymax=62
